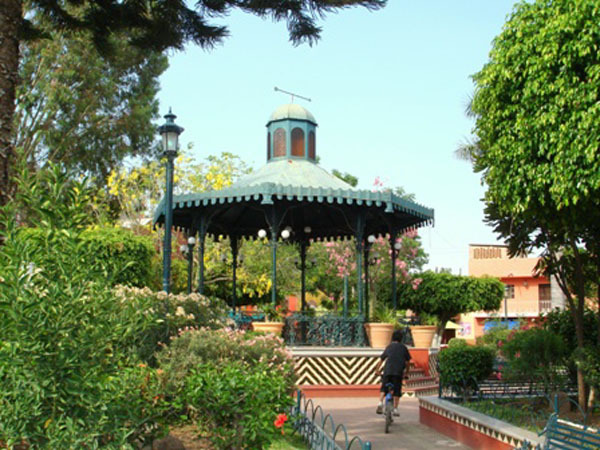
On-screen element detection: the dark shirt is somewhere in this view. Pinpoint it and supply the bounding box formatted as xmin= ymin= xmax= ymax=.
xmin=380 ymin=342 xmax=411 ymax=376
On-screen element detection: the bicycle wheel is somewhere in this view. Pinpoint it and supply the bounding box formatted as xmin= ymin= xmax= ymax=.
xmin=384 ymin=399 xmax=393 ymax=433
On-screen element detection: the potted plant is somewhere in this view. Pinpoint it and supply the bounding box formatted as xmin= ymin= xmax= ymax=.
xmin=365 ymin=305 xmax=397 ymax=348
xmin=252 ymin=303 xmax=286 ymax=335
xmin=409 ymin=313 xmax=439 ymax=348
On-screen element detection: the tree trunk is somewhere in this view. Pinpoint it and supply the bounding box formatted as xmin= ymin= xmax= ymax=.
xmin=569 ymin=239 xmax=589 ymax=411
xmin=0 ymin=0 xmax=21 ymax=207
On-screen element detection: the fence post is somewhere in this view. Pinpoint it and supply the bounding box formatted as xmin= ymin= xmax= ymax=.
xmin=364 ymin=442 xmax=372 ymax=450
xmin=553 ymin=393 xmax=558 ymax=414
xmin=296 ymin=389 xmax=302 ymax=414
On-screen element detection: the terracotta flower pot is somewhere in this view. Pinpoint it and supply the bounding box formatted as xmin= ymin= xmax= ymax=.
xmin=365 ymin=322 xmax=395 ymax=348
xmin=252 ymin=321 xmax=284 ymax=335
xmin=410 ymin=325 xmax=437 ymax=348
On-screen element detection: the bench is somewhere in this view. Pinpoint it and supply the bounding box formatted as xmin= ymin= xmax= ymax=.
xmin=540 ymin=413 xmax=599 ymax=449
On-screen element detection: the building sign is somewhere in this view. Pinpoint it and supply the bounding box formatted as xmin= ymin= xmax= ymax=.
xmin=473 ymin=247 xmax=503 ymax=259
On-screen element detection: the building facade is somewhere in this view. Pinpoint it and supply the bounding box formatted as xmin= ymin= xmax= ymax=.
xmin=457 ymin=244 xmax=565 ymax=343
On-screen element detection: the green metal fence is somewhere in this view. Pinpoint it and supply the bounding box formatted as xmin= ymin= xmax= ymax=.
xmin=292 ymin=390 xmax=371 ymax=450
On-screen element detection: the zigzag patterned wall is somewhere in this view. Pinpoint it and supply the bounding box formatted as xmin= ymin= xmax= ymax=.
xmin=295 ymin=355 xmax=380 ymax=385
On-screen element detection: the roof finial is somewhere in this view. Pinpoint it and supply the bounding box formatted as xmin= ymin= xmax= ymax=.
xmin=274 ymin=86 xmax=311 ymax=104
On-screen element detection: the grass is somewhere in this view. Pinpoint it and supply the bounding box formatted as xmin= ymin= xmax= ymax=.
xmin=462 ymin=397 xmax=600 ymax=433
xmin=268 ymin=432 xmax=307 ymax=449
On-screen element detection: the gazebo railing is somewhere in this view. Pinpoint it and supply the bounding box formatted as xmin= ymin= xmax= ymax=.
xmin=229 ymin=310 xmax=368 ymax=347
xmin=284 ymin=312 xmax=367 ymax=347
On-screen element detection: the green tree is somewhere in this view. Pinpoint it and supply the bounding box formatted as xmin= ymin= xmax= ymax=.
xmin=0 ymin=0 xmax=386 ymax=206
xmin=15 ymin=26 xmax=168 ymax=181
xmin=467 ymin=0 xmax=600 ymax=408
xmin=398 ymin=271 xmax=504 ymax=341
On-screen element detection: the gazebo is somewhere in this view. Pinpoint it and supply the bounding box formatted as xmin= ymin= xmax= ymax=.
xmin=154 ymin=103 xmax=434 ymax=319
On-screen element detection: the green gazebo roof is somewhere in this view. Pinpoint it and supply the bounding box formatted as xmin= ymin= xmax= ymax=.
xmin=153 ymin=104 xmax=434 ymax=240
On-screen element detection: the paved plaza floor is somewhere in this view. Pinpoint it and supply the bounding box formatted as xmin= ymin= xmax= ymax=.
xmin=312 ymin=397 xmax=470 ymax=450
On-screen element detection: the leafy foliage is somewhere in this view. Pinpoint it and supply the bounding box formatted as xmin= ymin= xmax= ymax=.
xmin=17 ymin=226 xmax=156 ymax=288
xmin=438 ymin=342 xmax=495 ymax=391
xmin=468 ymin=0 xmax=600 ymax=406
xmin=499 ymin=328 xmax=569 ymax=389
xmin=0 ymin=166 xmax=168 ymax=447
xmin=156 ymin=328 xmax=296 ymax=448
xmin=398 ymin=271 xmax=504 ymax=328
xmin=184 ymin=361 xmax=293 ymax=449
xmin=16 ymin=19 xmax=168 ymax=181
xmin=112 ymin=286 xmax=230 ymax=363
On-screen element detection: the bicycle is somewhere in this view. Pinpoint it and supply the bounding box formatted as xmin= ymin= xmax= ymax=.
xmin=383 ymin=382 xmax=394 ymax=433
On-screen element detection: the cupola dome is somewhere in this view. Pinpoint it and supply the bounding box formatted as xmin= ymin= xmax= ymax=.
xmin=266 ymin=104 xmax=317 ymax=163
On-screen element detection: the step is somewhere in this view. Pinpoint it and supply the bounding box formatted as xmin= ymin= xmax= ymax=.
xmin=403 ymin=384 xmax=440 ymax=398
xmin=299 ymin=383 xmax=440 ymax=398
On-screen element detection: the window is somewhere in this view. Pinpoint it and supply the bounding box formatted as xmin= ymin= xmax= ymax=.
xmin=273 ymin=128 xmax=286 ymax=157
xmin=539 ymin=284 xmax=551 ymax=300
xmin=308 ymin=130 xmax=316 ymax=159
xmin=291 ymin=128 xmax=305 ymax=157
xmin=504 ymin=284 xmax=515 ymax=299
xmin=267 ymin=132 xmax=271 ymax=160
xmin=539 ymin=283 xmax=552 ymax=311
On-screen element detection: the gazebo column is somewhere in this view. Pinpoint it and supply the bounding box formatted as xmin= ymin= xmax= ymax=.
xmin=269 ymin=208 xmax=281 ymax=306
xmin=230 ymin=235 xmax=239 ymax=311
xmin=299 ymin=239 xmax=308 ymax=311
xmin=355 ymin=213 xmax=366 ymax=316
xmin=363 ymin=240 xmax=371 ymax=320
xmin=196 ymin=216 xmax=208 ymax=295
xmin=390 ymin=229 xmax=399 ymax=310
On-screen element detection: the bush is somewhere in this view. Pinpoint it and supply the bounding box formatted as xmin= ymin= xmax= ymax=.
xmin=0 ymin=214 xmax=167 ymax=446
xmin=500 ymin=328 xmax=569 ymax=389
xmin=16 ymin=225 xmax=156 ymax=288
xmin=113 ymin=286 xmax=230 ymax=363
xmin=156 ymin=328 xmax=296 ymax=448
xmin=438 ymin=344 xmax=495 ymax=390
xmin=184 ymin=361 xmax=293 ymax=449
xmin=574 ymin=347 xmax=600 ymax=393
xmin=157 ymin=328 xmax=295 ymax=391
xmin=0 ymin=166 xmax=174 ymax=447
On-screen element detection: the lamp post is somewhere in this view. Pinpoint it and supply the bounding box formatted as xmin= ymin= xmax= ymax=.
xmin=159 ymin=109 xmax=184 ymax=293
xmin=186 ymin=236 xmax=196 ymax=294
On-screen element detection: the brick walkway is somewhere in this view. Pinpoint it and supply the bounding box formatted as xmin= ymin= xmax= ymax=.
xmin=311 ymin=397 xmax=470 ymax=449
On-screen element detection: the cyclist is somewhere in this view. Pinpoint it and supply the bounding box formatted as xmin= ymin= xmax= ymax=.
xmin=374 ymin=329 xmax=411 ymax=417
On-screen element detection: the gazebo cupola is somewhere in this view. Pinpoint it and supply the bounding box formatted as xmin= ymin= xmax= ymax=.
xmin=266 ymin=103 xmax=317 ymax=162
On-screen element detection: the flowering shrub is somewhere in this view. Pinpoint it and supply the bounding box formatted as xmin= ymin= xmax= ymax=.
xmin=184 ymin=361 xmax=294 ymax=449
xmin=156 ymin=327 xmax=295 ymax=391
xmin=0 ymin=167 xmax=169 ymax=447
xmin=112 ymin=286 xmax=230 ymax=362
xmin=156 ymin=328 xmax=296 ymax=447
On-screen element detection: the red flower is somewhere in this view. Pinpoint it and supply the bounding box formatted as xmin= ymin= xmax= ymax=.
xmin=274 ymin=413 xmax=288 ymax=434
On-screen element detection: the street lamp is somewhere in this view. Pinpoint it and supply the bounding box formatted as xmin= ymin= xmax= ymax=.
xmin=159 ymin=108 xmax=184 ymax=293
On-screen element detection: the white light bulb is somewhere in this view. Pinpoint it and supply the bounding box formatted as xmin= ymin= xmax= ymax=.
xmin=367 ymin=234 xmax=376 ymax=244
xmin=281 ymin=229 xmax=291 ymax=239
xmin=394 ymin=242 xmax=402 ymax=250
xmin=258 ymin=229 xmax=267 ymax=239
xmin=304 ymin=226 xmax=312 ymax=234
xmin=180 ymin=244 xmax=188 ymax=253
xmin=187 ymin=236 xmax=196 ymax=245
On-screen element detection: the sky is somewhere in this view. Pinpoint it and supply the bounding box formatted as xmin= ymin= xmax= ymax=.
xmin=156 ymin=1 xmax=520 ymax=275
